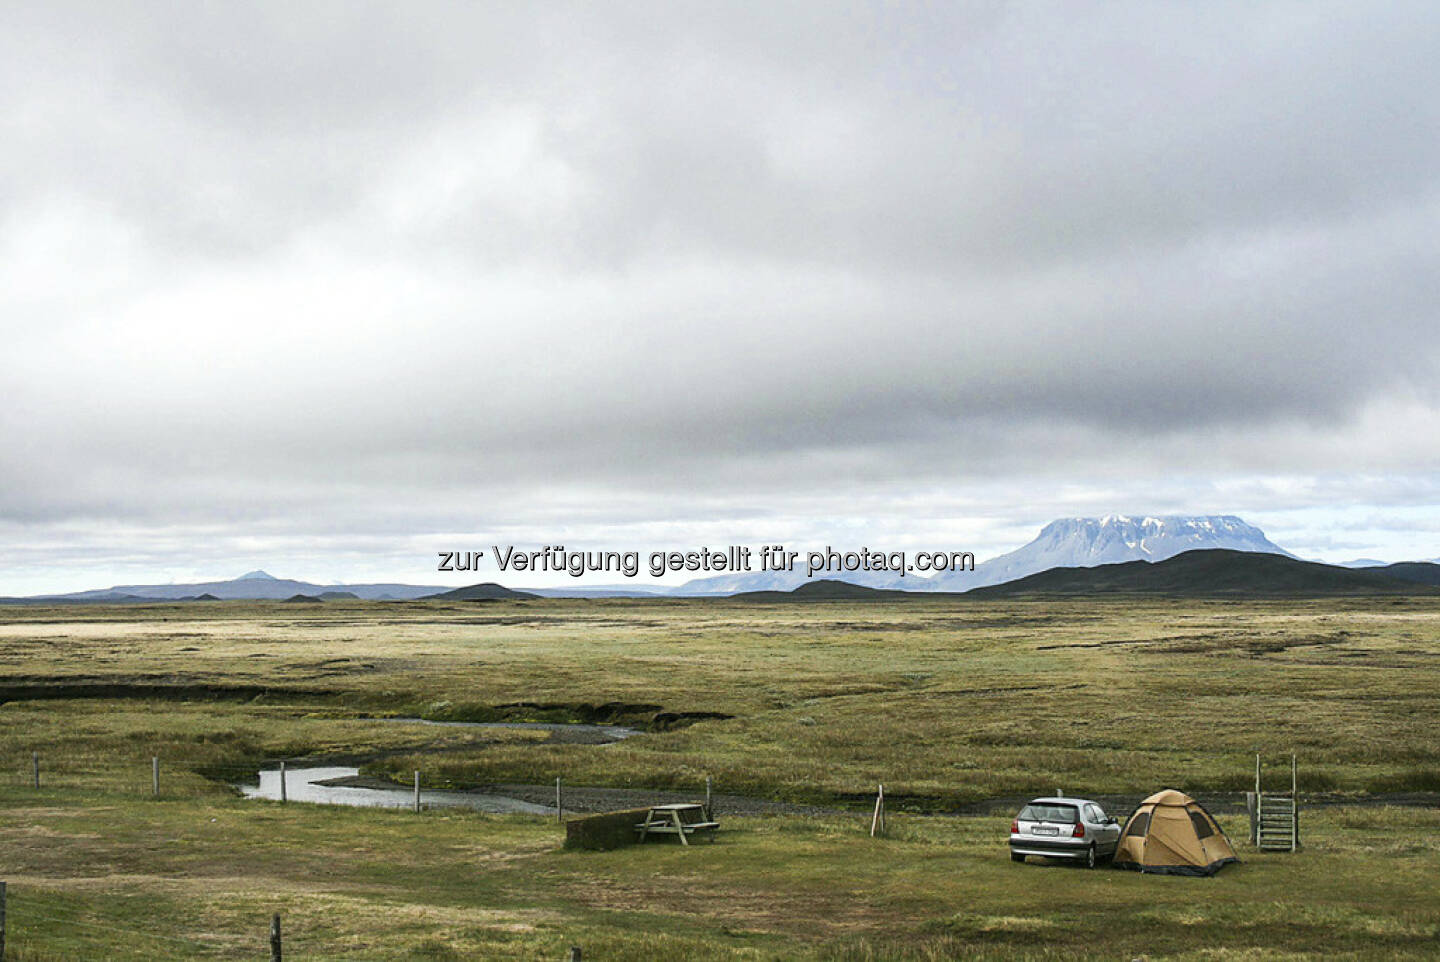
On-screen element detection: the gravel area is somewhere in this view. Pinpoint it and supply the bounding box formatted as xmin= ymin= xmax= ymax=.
xmin=309 ymin=778 xmax=1440 ymax=819
xmin=312 ymin=776 xmax=835 ymax=814
xmin=486 ymin=783 xmax=840 ymax=816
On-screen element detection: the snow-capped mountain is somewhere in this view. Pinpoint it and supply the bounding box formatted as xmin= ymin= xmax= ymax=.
xmin=926 ymin=515 xmax=1293 ymax=591
xmin=659 ymin=515 xmax=1293 ymax=595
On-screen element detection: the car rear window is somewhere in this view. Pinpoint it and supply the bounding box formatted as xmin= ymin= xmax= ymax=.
xmin=1018 ymin=804 xmax=1078 ymax=823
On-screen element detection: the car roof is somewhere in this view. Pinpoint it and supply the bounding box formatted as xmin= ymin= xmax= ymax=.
xmin=1024 ymin=797 xmax=1098 ymax=806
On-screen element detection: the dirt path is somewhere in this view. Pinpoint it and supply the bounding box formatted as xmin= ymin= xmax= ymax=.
xmin=316 ymin=776 xmax=837 ymax=815
xmin=330 ymin=781 xmax=1440 ymax=818
xmin=485 ymin=783 xmax=838 ymax=816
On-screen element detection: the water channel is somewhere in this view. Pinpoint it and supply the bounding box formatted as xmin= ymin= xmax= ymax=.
xmin=238 ymin=718 xmax=640 ymax=812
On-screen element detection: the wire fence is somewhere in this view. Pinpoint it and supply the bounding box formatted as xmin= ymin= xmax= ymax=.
xmin=2 ymin=752 xmax=494 ymax=804
xmin=3 ymin=752 xmax=718 ymax=822
xmin=0 ymin=755 xmax=689 ymax=958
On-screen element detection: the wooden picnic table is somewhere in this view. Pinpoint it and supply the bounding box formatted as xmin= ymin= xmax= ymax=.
xmin=634 ymin=803 xmax=719 ymax=845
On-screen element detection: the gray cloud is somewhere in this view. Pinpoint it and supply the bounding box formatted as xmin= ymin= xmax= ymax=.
xmin=3 ymin=1 xmax=1440 ymax=591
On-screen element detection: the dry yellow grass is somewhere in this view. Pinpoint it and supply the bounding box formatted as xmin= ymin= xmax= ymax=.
xmin=1 ymin=596 xmax=1438 ymax=958
xmin=2 ymin=596 xmax=1438 ymax=801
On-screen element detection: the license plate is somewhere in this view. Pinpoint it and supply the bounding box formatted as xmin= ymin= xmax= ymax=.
xmin=1034 ymin=826 xmax=1059 ymax=836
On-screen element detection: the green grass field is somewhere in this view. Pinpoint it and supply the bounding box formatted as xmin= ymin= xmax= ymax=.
xmin=1 ymin=596 xmax=1438 ymax=958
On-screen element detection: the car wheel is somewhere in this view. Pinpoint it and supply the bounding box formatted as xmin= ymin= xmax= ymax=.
xmin=1011 ymin=852 xmax=1024 ymax=863
xmin=1084 ymin=844 xmax=1096 ymax=869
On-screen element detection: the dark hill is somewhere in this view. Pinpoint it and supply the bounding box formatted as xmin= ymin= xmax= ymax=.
xmin=284 ymin=594 xmax=324 ymax=603
xmin=317 ymin=591 xmax=360 ymax=600
xmin=732 ymin=579 xmax=917 ymax=602
xmin=1363 ymin=561 xmax=1440 ymax=587
xmin=422 ymin=583 xmax=538 ymax=601
xmin=968 ymin=549 xmax=1440 ymax=597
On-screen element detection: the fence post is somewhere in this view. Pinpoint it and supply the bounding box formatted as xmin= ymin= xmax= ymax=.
xmin=1292 ymin=752 xmax=1299 ymax=851
xmin=153 ymin=756 xmax=160 ymax=797
xmin=555 ymin=777 xmax=563 ymax=823
xmin=32 ymin=752 xmax=38 ymax=790
xmin=414 ymin=771 xmax=421 ymax=814
xmin=2 ymin=879 xmax=8 ymax=961
xmin=705 ymin=775 xmax=712 ymax=818
xmin=870 ymin=784 xmax=886 ymax=837
xmin=270 ymin=913 xmax=282 ymax=962
xmin=279 ymin=762 xmax=287 ymax=804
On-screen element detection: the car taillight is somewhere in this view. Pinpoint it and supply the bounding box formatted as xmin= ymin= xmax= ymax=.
xmin=1010 ymin=819 xmax=1019 ymax=833
xmin=1072 ymin=822 xmax=1085 ymax=838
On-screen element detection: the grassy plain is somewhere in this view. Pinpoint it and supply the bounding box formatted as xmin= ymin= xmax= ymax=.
xmin=1 ymin=595 xmax=1438 ymax=958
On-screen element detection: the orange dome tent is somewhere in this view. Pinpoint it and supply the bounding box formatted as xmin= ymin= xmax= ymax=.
xmin=1114 ymin=789 xmax=1238 ymax=876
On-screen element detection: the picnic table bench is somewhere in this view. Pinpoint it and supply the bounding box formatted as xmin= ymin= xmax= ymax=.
xmin=635 ymin=803 xmax=719 ymax=845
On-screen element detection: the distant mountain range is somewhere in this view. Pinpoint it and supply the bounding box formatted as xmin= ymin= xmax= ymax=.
xmin=1367 ymin=562 xmax=1440 ymax=587
xmin=3 ymin=516 xmax=1436 ymax=603
xmin=725 ymin=551 xmax=1440 ymax=600
xmin=634 ymin=514 xmax=1296 ymax=595
xmin=965 ymin=549 xmax=1439 ymax=597
xmin=925 ymin=515 xmax=1292 ymax=591
xmin=0 ymin=571 xmax=535 ymax=605
xmin=0 ymin=569 xmax=454 ymax=604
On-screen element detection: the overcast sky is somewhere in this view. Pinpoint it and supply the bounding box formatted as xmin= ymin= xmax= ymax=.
xmin=3 ymin=1 xmax=1439 ymax=592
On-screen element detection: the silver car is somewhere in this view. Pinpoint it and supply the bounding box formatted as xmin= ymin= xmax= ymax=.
xmin=1009 ymin=797 xmax=1122 ymax=868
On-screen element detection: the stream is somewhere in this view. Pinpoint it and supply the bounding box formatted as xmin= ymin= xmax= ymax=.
xmin=241 ymin=766 xmax=555 ymax=813
xmin=238 ymin=718 xmax=640 ymax=812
